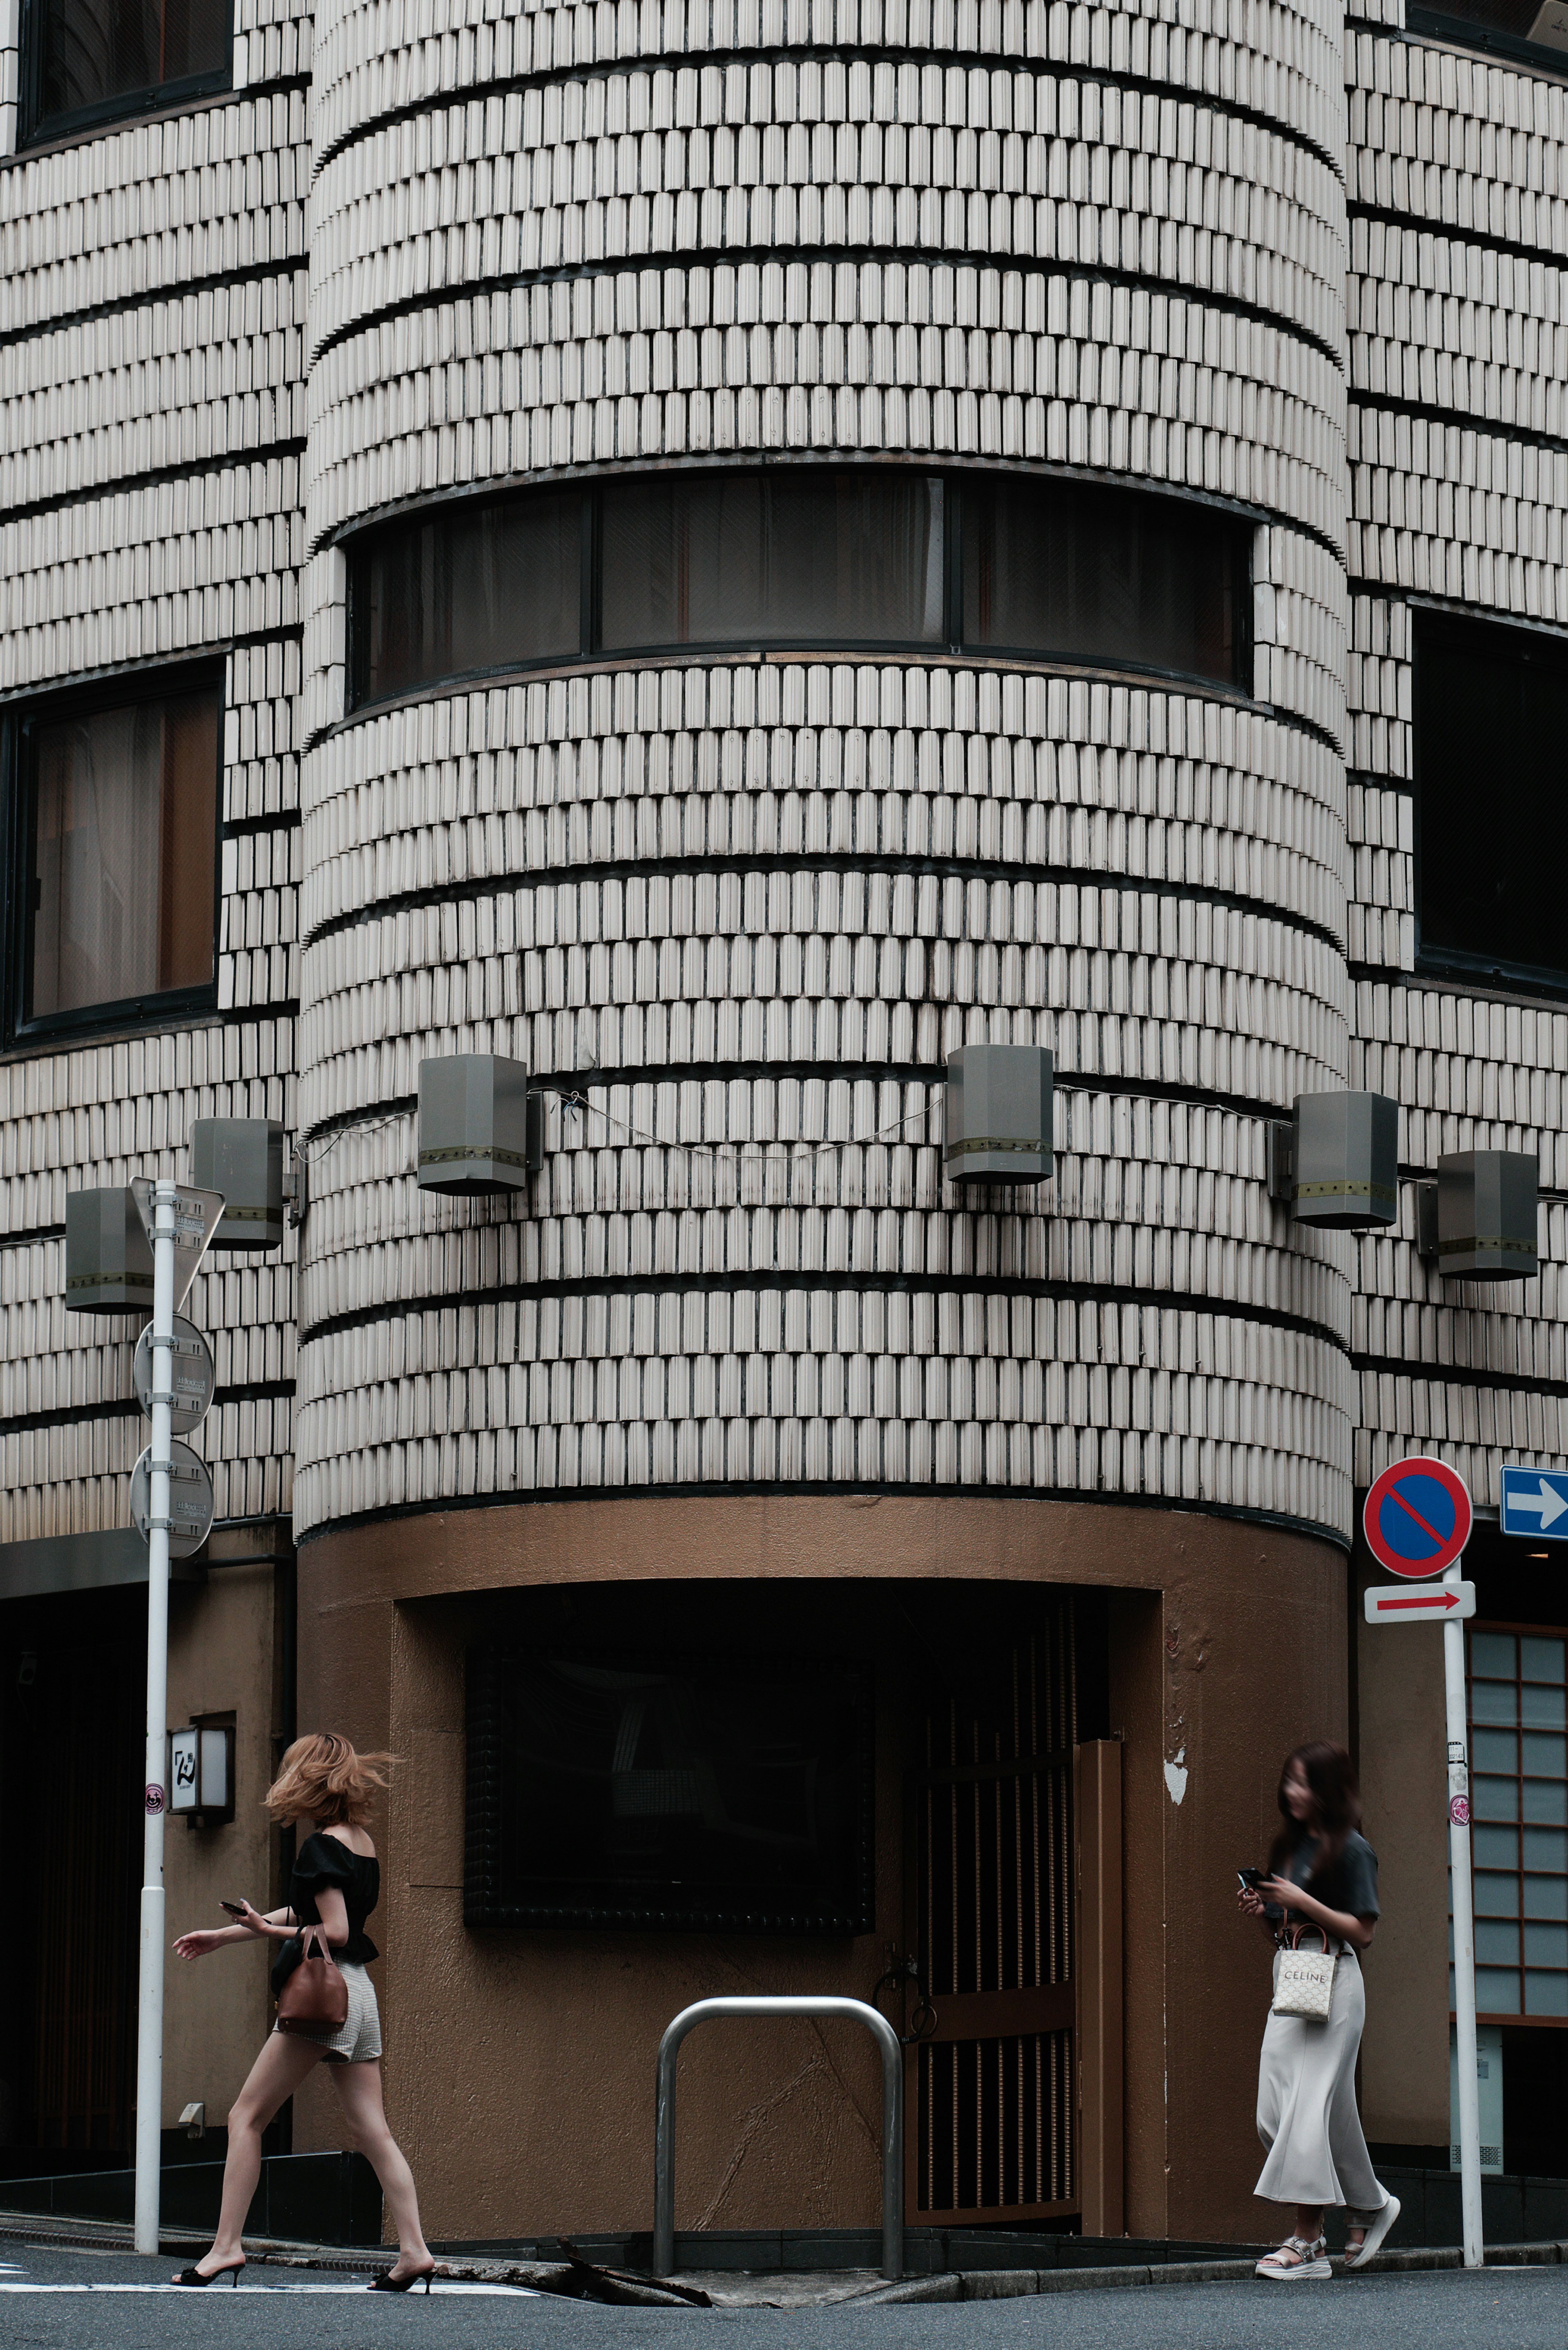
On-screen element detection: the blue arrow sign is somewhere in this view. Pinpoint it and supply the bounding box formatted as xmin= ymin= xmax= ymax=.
xmin=1500 ymin=1465 xmax=1568 ymax=1540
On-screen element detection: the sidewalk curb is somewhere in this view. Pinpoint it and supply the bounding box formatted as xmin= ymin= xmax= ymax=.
xmin=855 ymin=2241 xmax=1568 ymax=2303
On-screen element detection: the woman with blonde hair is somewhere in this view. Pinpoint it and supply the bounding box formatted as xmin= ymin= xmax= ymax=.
xmin=170 ymin=1732 xmax=435 ymax=2291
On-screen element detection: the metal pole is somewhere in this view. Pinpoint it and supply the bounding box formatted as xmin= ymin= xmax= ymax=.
xmin=653 ymin=1995 xmax=904 ymax=2281
xmin=1444 ymin=1560 xmax=1483 ymax=2271
xmin=133 ymin=1182 xmax=177 ymax=2256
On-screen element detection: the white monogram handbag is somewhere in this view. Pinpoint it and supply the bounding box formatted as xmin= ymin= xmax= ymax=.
xmin=1272 ymin=1922 xmax=1339 ymax=2021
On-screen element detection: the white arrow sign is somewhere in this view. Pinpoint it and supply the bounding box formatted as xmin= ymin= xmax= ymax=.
xmin=1507 ymin=1480 xmax=1568 ymax=1531
xmin=1365 ymin=1580 xmax=1476 ymax=1625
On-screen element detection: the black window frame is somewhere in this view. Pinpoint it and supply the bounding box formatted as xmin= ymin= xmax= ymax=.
xmin=1 ymin=661 xmax=225 ymax=1050
xmin=1411 ymin=607 xmax=1568 ymax=1002
xmin=1408 ymin=3 xmax=1568 ymax=76
xmin=346 ymin=466 xmax=1254 ymax=713
xmin=19 ymin=0 xmax=233 ymax=149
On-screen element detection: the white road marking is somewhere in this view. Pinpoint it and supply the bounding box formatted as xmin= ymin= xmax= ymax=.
xmin=0 ymin=2280 xmax=538 ymax=2294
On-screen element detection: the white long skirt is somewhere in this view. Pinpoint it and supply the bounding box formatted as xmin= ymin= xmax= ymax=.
xmin=1254 ymin=1948 xmax=1385 ymax=2212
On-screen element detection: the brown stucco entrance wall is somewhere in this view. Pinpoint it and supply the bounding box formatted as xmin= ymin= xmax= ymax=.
xmin=293 ymin=1495 xmax=1345 ymax=2246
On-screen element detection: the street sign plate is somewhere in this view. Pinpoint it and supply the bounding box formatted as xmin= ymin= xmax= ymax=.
xmin=133 ymin=1315 xmax=216 ymax=1435
xmin=1499 ymin=1465 xmax=1568 ymax=1541
xmin=129 ymin=1440 xmax=215 ymax=1558
xmin=1363 ymin=1457 xmax=1473 ymax=1579
xmin=128 ymin=1180 xmax=226 ymax=1314
xmin=1365 ymin=1579 xmax=1477 ymax=1625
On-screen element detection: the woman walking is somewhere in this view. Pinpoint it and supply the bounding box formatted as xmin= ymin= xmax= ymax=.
xmin=170 ymin=1732 xmax=435 ymax=2292
xmin=1239 ymin=1740 xmax=1401 ymax=2280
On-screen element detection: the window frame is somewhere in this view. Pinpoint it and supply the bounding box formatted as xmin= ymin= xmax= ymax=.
xmin=1408 ymin=3 xmax=1568 ymax=77
xmin=2 ymin=661 xmax=225 ymax=1050
xmin=18 ymin=0 xmax=234 ymax=149
xmin=1411 ymin=606 xmax=1568 ymax=1002
xmin=1461 ymin=1618 xmax=1568 ymax=2029
xmin=345 ymin=465 xmax=1255 ymax=714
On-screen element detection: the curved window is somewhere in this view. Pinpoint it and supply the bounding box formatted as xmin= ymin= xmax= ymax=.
xmin=24 ymin=0 xmax=232 ymax=145
xmin=349 ymin=469 xmax=1247 ymax=709
xmin=1407 ymin=0 xmax=1568 ymax=74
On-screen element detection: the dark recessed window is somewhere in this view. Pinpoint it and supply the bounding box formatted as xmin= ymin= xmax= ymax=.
xmin=24 ymin=0 xmax=231 ymax=145
xmin=465 ymin=1647 xmax=875 ymax=1933
xmin=1408 ymin=0 xmax=1568 ymax=71
xmin=347 ymin=468 xmax=1250 ymax=709
xmin=10 ymin=676 xmax=220 ymax=1040
xmin=961 ymin=475 xmax=1239 ymax=680
xmin=1414 ymin=613 xmax=1568 ymax=995
xmin=600 ymin=470 xmax=943 ymax=652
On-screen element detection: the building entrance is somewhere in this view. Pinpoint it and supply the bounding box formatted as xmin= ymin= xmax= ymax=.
xmin=905 ymin=1593 xmax=1108 ymax=2227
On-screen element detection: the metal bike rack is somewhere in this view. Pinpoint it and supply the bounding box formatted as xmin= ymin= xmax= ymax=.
xmin=652 ymin=1995 xmax=904 ymax=2281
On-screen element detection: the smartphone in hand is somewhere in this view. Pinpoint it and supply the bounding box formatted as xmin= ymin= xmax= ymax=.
xmin=219 ymin=1900 xmax=248 ymax=1918
xmin=1237 ymin=1868 xmax=1264 ymax=1892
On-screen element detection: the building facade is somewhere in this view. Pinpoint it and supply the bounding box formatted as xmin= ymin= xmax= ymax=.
xmin=1 ymin=0 xmax=1566 ymax=2244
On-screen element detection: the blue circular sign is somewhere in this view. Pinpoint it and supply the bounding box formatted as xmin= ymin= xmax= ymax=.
xmin=1363 ymin=1457 xmax=1472 ymax=1579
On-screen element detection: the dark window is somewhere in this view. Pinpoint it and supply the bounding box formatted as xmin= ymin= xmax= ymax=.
xmin=1414 ymin=614 xmax=1568 ymax=994
xmin=961 ymin=475 xmax=1239 ymax=682
xmin=347 ymin=468 xmax=1250 ymax=708
xmin=600 ymin=470 xmax=943 ymax=651
xmin=24 ymin=0 xmax=231 ymax=145
xmin=355 ymin=490 xmax=582 ymax=708
xmin=465 ymin=1647 xmax=875 ymax=1933
xmin=1407 ymin=0 xmax=1568 ymax=72
xmin=10 ymin=676 xmax=220 ymax=1039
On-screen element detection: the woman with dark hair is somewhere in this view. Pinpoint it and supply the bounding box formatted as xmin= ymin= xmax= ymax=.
xmin=1238 ymin=1740 xmax=1400 ymax=2279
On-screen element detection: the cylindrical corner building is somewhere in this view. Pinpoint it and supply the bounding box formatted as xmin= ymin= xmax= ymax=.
xmin=2 ymin=0 xmax=1568 ymax=2255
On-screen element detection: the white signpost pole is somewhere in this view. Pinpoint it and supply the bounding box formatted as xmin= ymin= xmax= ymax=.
xmin=133 ymin=1180 xmax=177 ymax=2257
xmin=1443 ymin=1558 xmax=1483 ymax=2271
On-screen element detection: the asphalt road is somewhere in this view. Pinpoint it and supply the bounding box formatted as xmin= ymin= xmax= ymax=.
xmin=0 ymin=2241 xmax=1561 ymax=2349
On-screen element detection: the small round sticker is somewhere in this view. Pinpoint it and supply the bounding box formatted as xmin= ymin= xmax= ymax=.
xmin=144 ymin=1783 xmax=166 ymax=1816
xmin=1450 ymin=1795 xmax=1471 ymax=1827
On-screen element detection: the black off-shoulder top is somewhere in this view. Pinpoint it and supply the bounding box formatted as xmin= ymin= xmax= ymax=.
xmin=270 ymin=1831 xmax=381 ymax=1995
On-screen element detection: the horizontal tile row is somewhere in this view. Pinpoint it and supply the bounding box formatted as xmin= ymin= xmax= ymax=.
xmin=291 ymin=1392 xmax=1351 ymax=1537
xmin=0 ymin=1273 xmax=296 ymax=1419
xmin=1349 ymin=33 xmax=1568 ymax=259
xmin=311 ymin=0 xmax=1345 ymax=166
xmin=303 ymin=764 xmax=1349 ymax=943
xmin=308 ymin=136 xmax=1346 ymax=369
xmin=1355 ymin=1426 xmax=1568 ymax=1506
xmin=1356 ymin=1292 xmax=1568 ymax=1385
xmin=0 ymin=461 xmax=303 ymax=691
xmin=0 ymin=96 xmax=307 ymax=339
xmin=0 ymin=1408 xmax=292 ymax=1546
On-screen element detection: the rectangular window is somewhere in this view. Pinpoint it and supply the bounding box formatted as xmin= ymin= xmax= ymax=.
xmin=12 ymin=678 xmax=220 ymax=1038
xmin=346 ymin=468 xmax=1250 ymax=709
xmin=960 ymin=477 xmax=1242 ymax=686
xmin=352 ymin=491 xmax=582 ymax=707
xmin=599 ymin=471 xmax=944 ymax=652
xmin=24 ymin=0 xmax=232 ymax=144
xmin=1414 ymin=613 xmax=1568 ymax=994
xmin=1461 ymin=1628 xmax=1568 ymax=2022
xmin=465 ymin=1645 xmax=875 ymax=1933
xmin=1407 ymin=0 xmax=1568 ymax=71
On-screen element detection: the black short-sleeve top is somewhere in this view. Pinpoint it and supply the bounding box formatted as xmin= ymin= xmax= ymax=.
xmin=270 ymin=1831 xmax=380 ymax=1995
xmin=1267 ymin=1828 xmax=1381 ymax=1926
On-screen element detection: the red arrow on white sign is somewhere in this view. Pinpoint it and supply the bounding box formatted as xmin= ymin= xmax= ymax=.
xmin=1364 ymin=1579 xmax=1476 ymax=1625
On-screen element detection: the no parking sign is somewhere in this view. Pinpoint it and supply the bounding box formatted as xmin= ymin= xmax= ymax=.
xmin=1362 ymin=1456 xmax=1473 ymax=1579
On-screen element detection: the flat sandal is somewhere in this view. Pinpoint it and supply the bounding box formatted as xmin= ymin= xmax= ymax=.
xmin=1256 ymin=2234 xmax=1331 ymax=2281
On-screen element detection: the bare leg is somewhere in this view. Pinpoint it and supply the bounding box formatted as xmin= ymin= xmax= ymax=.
xmin=1295 ymin=2204 xmax=1324 ymax=2243
xmin=180 ymin=2034 xmax=323 ymax=2279
xmin=331 ymin=2059 xmax=432 ymax=2279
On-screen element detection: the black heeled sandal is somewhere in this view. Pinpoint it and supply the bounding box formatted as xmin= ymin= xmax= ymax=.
xmin=367 ymin=2261 xmax=437 ymax=2293
xmin=172 ymin=2261 xmax=244 ymax=2287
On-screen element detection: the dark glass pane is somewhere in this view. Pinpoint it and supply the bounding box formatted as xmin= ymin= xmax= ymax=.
xmin=960 ymin=478 xmax=1241 ymax=684
xmin=31 ymin=686 xmax=218 ymax=1021
xmin=466 ymin=1647 xmax=875 ymax=1933
xmin=1415 ymin=618 xmax=1568 ymax=985
xmin=1414 ymin=0 xmax=1566 ymax=41
xmin=599 ymin=471 xmax=942 ymax=650
xmin=354 ymin=492 xmax=581 ymax=703
xmin=34 ymin=0 xmax=230 ymax=129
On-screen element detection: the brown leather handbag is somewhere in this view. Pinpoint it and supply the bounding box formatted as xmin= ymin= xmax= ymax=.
xmin=274 ymin=1923 xmax=349 ymax=2034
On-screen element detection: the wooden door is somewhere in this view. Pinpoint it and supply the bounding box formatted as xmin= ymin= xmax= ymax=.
xmin=904 ymin=1602 xmax=1078 ymax=2225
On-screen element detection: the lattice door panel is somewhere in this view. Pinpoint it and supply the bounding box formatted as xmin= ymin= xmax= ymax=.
xmin=907 ymin=1601 xmax=1078 ymax=2225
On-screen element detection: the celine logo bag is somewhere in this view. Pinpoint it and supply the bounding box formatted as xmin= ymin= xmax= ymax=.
xmin=1272 ymin=1922 xmax=1338 ymax=2021
xmin=274 ymin=1923 xmax=350 ymax=2034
